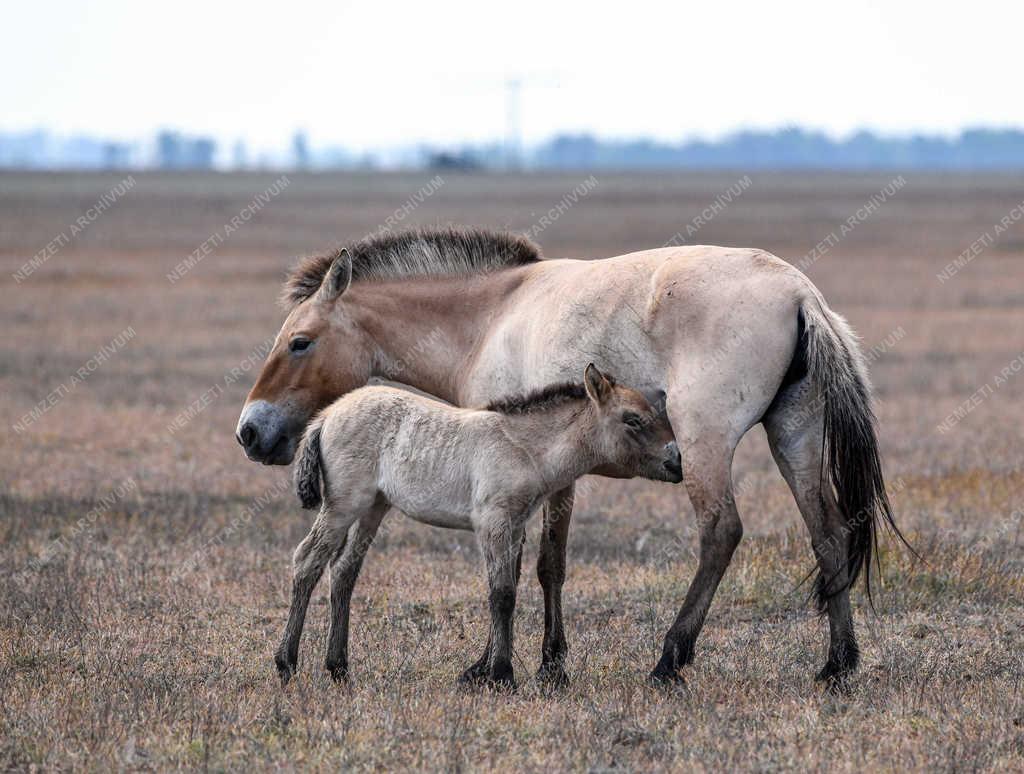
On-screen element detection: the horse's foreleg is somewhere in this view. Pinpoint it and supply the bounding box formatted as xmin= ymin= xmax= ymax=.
xmin=536 ymin=485 xmax=574 ymax=687
xmin=275 ymin=511 xmax=350 ymax=684
xmin=651 ymin=439 xmax=742 ymax=684
xmin=325 ymin=502 xmax=388 ymax=682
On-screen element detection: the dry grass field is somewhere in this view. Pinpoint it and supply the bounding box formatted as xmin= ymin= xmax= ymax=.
xmin=1 ymin=170 xmax=1022 ymax=771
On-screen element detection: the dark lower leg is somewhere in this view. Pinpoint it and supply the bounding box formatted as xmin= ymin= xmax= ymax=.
xmin=537 ymin=486 xmax=573 ymax=684
xmin=651 ymin=512 xmax=742 ymax=683
xmin=814 ymin=539 xmax=859 ymax=689
xmin=461 ymin=536 xmax=523 ymax=684
xmin=275 ymin=524 xmax=337 ymax=684
xmin=486 ymin=572 xmax=518 ymax=688
xmin=766 ymin=404 xmax=861 ymax=689
xmin=816 ymin=597 xmax=859 ymax=689
xmin=325 ymin=542 xmax=363 ymax=680
xmin=325 ymin=508 xmax=386 ymax=681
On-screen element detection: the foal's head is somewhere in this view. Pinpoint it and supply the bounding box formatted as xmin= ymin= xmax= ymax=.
xmin=582 ymin=364 xmax=682 ymax=483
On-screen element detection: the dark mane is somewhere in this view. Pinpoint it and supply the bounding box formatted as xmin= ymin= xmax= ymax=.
xmin=485 ymin=378 xmax=614 ymax=415
xmin=281 ymin=226 xmax=542 ymax=309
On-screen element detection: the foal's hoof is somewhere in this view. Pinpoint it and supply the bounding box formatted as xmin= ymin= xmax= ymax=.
xmin=815 ymin=662 xmax=853 ymax=695
xmin=486 ymin=669 xmax=517 ymax=693
xmin=275 ymin=654 xmax=297 ymax=686
xmin=457 ymin=663 xmax=516 ymax=692
xmin=648 ymin=667 xmax=686 ymax=688
xmin=325 ymin=661 xmax=349 ymax=684
xmin=536 ymin=663 xmax=570 ymax=691
xmin=457 ymin=661 xmax=489 ymax=687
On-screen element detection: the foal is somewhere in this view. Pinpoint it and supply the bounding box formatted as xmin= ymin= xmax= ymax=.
xmin=275 ymin=364 xmax=681 ymax=688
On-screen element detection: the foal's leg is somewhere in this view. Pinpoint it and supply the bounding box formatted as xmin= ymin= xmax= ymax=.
xmin=459 ymin=532 xmax=523 ymax=685
xmin=536 ymin=485 xmax=574 ymax=687
xmin=324 ymin=500 xmax=388 ymax=682
xmin=651 ymin=432 xmax=743 ymax=684
xmin=275 ymin=508 xmax=358 ymax=684
xmin=470 ymin=510 xmax=526 ymax=689
xmin=764 ymin=380 xmax=858 ymax=690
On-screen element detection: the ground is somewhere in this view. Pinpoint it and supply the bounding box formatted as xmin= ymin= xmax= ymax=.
xmin=1 ymin=171 xmax=1022 ymax=771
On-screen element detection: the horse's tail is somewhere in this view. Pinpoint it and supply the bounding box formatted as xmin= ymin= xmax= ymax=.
xmin=294 ymin=413 xmax=326 ymax=510
xmin=799 ymin=296 xmax=910 ymax=609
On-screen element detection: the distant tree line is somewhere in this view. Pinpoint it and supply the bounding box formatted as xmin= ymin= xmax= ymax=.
xmin=529 ymin=128 xmax=1024 ymax=169
xmin=3 ymin=127 xmax=1024 ymax=170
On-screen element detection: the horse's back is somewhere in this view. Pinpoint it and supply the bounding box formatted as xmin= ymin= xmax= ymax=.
xmin=470 ymin=246 xmax=806 ymax=394
xmin=532 ymin=245 xmax=807 ymax=316
xmin=464 ymin=245 xmax=813 ymax=448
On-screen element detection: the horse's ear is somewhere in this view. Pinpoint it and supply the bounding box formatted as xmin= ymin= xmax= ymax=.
xmin=583 ymin=363 xmax=613 ymax=405
xmin=318 ymin=249 xmax=352 ymax=303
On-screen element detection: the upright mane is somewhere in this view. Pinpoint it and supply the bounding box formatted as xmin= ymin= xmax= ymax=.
xmin=282 ymin=227 xmax=542 ymax=308
xmin=484 ymin=378 xmax=612 ymax=415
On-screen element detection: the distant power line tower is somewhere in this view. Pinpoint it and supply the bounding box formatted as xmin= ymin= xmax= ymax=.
xmin=501 ymin=73 xmax=563 ymax=171
xmin=232 ymin=139 xmax=248 ymax=170
xmin=292 ymin=131 xmax=310 ymax=170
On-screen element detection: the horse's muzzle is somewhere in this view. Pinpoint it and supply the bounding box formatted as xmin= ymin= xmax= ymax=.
xmin=236 ymin=400 xmax=298 ymax=465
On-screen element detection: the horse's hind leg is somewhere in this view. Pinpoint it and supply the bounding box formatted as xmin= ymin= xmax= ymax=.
xmin=651 ymin=431 xmax=743 ymax=683
xmin=275 ymin=506 xmax=360 ymax=684
xmin=763 ymin=380 xmax=858 ymax=690
xmin=324 ymin=499 xmax=388 ymax=682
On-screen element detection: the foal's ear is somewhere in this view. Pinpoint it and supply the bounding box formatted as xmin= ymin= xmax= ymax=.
xmin=318 ymin=249 xmax=352 ymax=303
xmin=583 ymin=363 xmax=613 ymax=405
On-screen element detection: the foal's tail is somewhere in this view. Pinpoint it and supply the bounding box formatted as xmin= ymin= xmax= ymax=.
xmin=799 ymin=296 xmax=911 ymax=609
xmin=294 ymin=414 xmax=326 ymax=510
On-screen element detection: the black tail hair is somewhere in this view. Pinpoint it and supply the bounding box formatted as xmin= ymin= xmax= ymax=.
xmin=294 ymin=415 xmax=325 ymax=510
xmin=801 ymin=302 xmax=913 ymax=610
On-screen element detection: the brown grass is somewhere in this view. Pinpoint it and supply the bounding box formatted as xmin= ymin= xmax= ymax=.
xmin=1 ymin=171 xmax=1022 ymax=771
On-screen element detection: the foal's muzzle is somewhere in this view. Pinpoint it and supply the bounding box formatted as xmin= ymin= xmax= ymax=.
xmin=662 ymin=441 xmax=683 ymax=482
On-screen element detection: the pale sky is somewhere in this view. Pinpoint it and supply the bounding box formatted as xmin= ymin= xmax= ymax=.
xmin=2 ymin=0 xmax=1021 ymax=153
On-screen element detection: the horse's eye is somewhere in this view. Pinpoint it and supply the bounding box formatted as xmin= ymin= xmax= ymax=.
xmin=622 ymin=412 xmax=644 ymax=430
xmin=289 ymin=337 xmax=312 ymax=353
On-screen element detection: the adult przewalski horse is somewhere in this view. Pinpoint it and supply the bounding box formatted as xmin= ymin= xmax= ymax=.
xmin=236 ymin=227 xmax=902 ymax=688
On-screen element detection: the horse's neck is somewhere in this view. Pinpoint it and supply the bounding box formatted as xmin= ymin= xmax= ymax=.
xmin=499 ymin=402 xmax=598 ymax=489
xmin=346 ymin=271 xmax=526 ymax=404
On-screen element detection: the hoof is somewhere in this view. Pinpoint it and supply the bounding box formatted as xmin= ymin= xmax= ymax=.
xmin=457 ymin=661 xmax=489 ymax=687
xmin=325 ymin=661 xmax=349 ymax=684
xmin=649 ymin=648 xmax=688 ymax=688
xmin=815 ymin=662 xmax=853 ymax=694
xmin=536 ymin=663 xmax=570 ymax=690
xmin=648 ymin=667 xmax=686 ymax=688
xmin=456 ymin=661 xmax=516 ymax=692
xmin=489 ymin=659 xmax=515 ymax=688
xmin=275 ymin=653 xmax=296 ymax=686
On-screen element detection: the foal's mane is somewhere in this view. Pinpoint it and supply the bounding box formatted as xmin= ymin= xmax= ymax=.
xmin=282 ymin=227 xmax=541 ymax=309
xmin=485 ymin=377 xmax=614 ymax=415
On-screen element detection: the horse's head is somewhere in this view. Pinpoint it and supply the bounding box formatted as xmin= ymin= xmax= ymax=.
xmin=237 ymin=250 xmax=370 ymax=465
xmin=584 ymin=364 xmax=682 ymax=484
